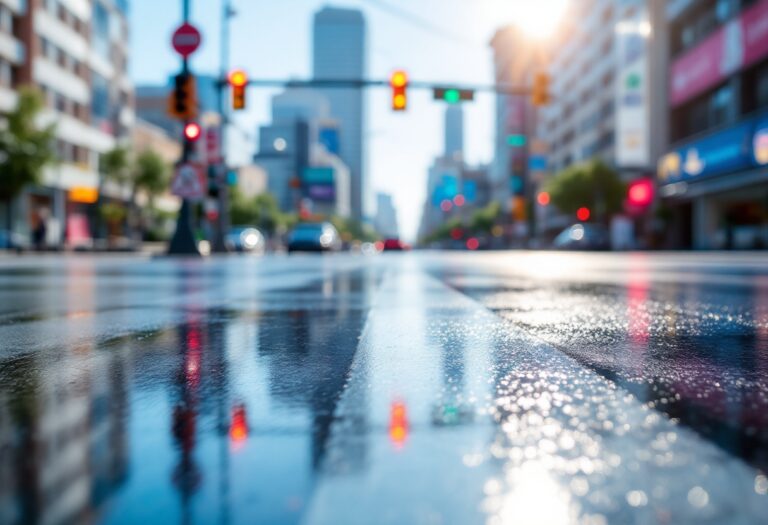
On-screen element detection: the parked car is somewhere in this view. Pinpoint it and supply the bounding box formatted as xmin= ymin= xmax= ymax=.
xmin=287 ymin=222 xmax=342 ymax=253
xmin=382 ymin=238 xmax=410 ymax=251
xmin=553 ymin=223 xmax=610 ymax=251
xmin=225 ymin=226 xmax=265 ymax=253
xmin=0 ymin=230 xmax=25 ymax=251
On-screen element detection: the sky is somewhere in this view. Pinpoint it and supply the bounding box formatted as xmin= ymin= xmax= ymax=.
xmin=130 ymin=0 xmax=558 ymax=240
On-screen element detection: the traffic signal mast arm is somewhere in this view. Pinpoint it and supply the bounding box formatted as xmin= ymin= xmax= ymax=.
xmin=215 ymin=77 xmax=546 ymax=98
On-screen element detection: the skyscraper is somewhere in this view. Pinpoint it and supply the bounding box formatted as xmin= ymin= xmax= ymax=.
xmin=444 ymin=106 xmax=464 ymax=159
xmin=313 ymin=7 xmax=367 ymax=220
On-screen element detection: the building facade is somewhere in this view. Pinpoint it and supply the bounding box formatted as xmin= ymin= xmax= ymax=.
xmin=659 ymin=0 xmax=768 ymax=249
xmin=312 ymin=6 xmax=367 ymax=220
xmin=374 ymin=192 xmax=399 ymax=239
xmin=254 ymin=88 xmax=350 ymax=218
xmin=0 ymin=0 xmax=133 ymax=248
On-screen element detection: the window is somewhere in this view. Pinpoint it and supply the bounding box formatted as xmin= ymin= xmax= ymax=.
xmin=0 ymin=58 xmax=11 ymax=87
xmin=92 ymin=2 xmax=110 ymax=59
xmin=91 ymin=71 xmax=110 ymax=122
xmin=0 ymin=5 xmax=13 ymax=34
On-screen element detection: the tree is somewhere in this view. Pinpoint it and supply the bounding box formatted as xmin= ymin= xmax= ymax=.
xmin=0 ymin=87 xmax=56 ymax=230
xmin=546 ymin=159 xmax=626 ymax=221
xmin=132 ymin=151 xmax=169 ymax=239
xmin=230 ymin=190 xmax=289 ymax=235
xmin=100 ymin=147 xmax=130 ymax=187
xmin=469 ymin=201 xmax=501 ymax=234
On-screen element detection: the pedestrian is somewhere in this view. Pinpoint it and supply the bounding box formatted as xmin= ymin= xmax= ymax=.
xmin=32 ymin=208 xmax=48 ymax=251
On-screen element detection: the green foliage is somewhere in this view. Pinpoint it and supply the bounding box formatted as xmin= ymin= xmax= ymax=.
xmin=329 ymin=216 xmax=378 ymax=242
xmin=230 ymin=190 xmax=289 ymax=234
xmin=421 ymin=201 xmax=502 ymax=244
xmin=100 ymin=147 xmax=131 ymax=186
xmin=100 ymin=203 xmax=127 ymax=224
xmin=0 ymin=87 xmax=56 ymax=201
xmin=546 ymin=159 xmax=626 ymax=220
xmin=469 ymin=201 xmax=501 ymax=233
xmin=133 ymin=151 xmax=168 ymax=199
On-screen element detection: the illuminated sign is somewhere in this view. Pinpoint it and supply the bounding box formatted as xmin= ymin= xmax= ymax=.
xmin=657 ymin=121 xmax=753 ymax=184
xmin=69 ymin=187 xmax=99 ymax=204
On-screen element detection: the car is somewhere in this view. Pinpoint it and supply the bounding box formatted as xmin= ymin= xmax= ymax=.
xmin=0 ymin=230 xmax=25 ymax=252
xmin=225 ymin=227 xmax=265 ymax=253
xmin=382 ymin=238 xmax=409 ymax=251
xmin=553 ymin=223 xmax=610 ymax=251
xmin=287 ymin=222 xmax=342 ymax=253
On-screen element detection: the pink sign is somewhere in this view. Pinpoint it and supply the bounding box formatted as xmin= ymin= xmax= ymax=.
xmin=670 ymin=0 xmax=768 ymax=107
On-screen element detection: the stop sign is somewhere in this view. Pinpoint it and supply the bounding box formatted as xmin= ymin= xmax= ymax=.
xmin=172 ymin=23 xmax=202 ymax=58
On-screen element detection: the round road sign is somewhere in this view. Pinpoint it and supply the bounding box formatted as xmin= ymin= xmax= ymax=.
xmin=172 ymin=23 xmax=202 ymax=58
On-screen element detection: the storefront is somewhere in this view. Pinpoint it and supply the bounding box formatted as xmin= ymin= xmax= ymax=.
xmin=66 ymin=186 xmax=99 ymax=249
xmin=658 ymin=114 xmax=768 ymax=249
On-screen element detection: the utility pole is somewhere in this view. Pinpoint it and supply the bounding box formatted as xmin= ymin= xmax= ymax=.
xmin=168 ymin=0 xmax=201 ymax=256
xmin=211 ymin=0 xmax=235 ymax=253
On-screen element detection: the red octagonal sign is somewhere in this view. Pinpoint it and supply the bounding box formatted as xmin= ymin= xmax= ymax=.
xmin=172 ymin=23 xmax=201 ymax=58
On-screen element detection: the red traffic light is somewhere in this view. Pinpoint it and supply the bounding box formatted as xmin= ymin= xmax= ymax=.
xmin=627 ymin=178 xmax=654 ymax=207
xmin=184 ymin=122 xmax=202 ymax=142
xmin=229 ymin=403 xmax=248 ymax=443
xmin=389 ymin=401 xmax=409 ymax=446
xmin=576 ymin=207 xmax=591 ymax=222
xmin=537 ymin=191 xmax=551 ymax=206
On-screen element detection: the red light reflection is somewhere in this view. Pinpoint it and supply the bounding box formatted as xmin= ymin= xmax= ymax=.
xmin=389 ymin=401 xmax=409 ymax=447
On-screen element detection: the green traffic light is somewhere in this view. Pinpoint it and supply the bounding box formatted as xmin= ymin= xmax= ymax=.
xmin=444 ymin=89 xmax=460 ymax=104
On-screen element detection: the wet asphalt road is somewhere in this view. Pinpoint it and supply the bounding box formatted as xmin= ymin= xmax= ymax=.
xmin=0 ymin=251 xmax=767 ymax=525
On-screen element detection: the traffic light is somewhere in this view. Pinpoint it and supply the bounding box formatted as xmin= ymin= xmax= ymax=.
xmin=183 ymin=121 xmax=202 ymax=142
xmin=168 ymin=72 xmax=197 ymax=119
xmin=627 ymin=178 xmax=654 ymax=208
xmin=229 ymin=69 xmax=248 ymax=110
xmin=577 ymin=207 xmax=591 ymax=222
xmin=390 ymin=70 xmax=408 ymax=111
xmin=531 ymin=72 xmax=551 ymax=107
xmin=433 ymin=87 xmax=474 ymax=104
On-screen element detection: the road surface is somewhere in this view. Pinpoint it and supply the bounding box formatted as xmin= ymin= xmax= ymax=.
xmin=0 ymin=252 xmax=766 ymax=525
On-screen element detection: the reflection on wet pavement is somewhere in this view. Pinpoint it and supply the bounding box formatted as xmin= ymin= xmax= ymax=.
xmin=0 ymin=253 xmax=767 ymax=524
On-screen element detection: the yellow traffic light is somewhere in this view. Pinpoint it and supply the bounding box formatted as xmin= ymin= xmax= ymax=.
xmin=531 ymin=72 xmax=551 ymax=107
xmin=168 ymin=72 xmax=198 ymax=119
xmin=229 ymin=69 xmax=248 ymax=110
xmin=390 ymin=70 xmax=408 ymax=111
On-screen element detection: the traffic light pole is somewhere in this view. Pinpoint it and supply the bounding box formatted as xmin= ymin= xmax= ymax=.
xmin=168 ymin=0 xmax=201 ymax=256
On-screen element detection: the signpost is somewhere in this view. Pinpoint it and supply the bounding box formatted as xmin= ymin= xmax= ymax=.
xmin=167 ymin=2 xmax=202 ymax=256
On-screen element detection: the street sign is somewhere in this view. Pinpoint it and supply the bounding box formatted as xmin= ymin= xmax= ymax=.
xmin=172 ymin=23 xmax=202 ymax=58
xmin=205 ymin=126 xmax=222 ymax=164
xmin=171 ymin=162 xmax=206 ymax=201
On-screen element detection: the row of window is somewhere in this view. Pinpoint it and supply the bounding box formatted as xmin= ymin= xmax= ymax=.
xmin=670 ymin=0 xmax=759 ymax=58
xmin=671 ymin=58 xmax=768 ymax=142
xmin=56 ymin=138 xmax=91 ymax=165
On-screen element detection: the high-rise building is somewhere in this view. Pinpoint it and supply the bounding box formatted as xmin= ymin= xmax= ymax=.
xmin=537 ymin=0 xmax=655 ymax=176
xmin=254 ymin=88 xmax=350 ymax=217
xmin=374 ymin=192 xmax=399 ymax=238
xmin=444 ymin=105 xmax=464 ymax=160
xmin=313 ymin=6 xmax=367 ymax=220
xmin=0 ymin=0 xmax=134 ymax=248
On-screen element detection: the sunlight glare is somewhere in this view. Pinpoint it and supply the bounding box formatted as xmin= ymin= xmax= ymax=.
xmin=499 ymin=0 xmax=570 ymax=39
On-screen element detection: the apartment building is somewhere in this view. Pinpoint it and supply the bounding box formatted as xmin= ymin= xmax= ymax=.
xmin=0 ymin=0 xmax=133 ymax=248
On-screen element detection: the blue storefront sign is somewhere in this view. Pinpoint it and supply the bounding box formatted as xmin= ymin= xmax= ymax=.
xmin=658 ymin=121 xmax=757 ymax=185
